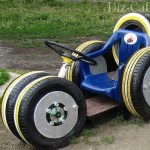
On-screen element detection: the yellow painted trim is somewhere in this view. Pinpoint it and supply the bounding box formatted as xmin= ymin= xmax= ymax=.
xmin=1 ymin=71 xmax=46 ymax=132
xmin=69 ymin=62 xmax=75 ymax=81
xmin=73 ymin=40 xmax=104 ymax=57
xmin=113 ymin=13 xmax=150 ymax=65
xmin=61 ymin=56 xmax=73 ymax=64
xmin=65 ymin=65 xmax=69 ymax=80
xmin=112 ymin=45 xmax=119 ymax=64
xmin=122 ymin=47 xmax=150 ymax=117
xmin=14 ymin=76 xmax=57 ymax=146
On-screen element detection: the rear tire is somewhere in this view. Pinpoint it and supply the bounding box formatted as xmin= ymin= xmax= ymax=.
xmin=14 ymin=77 xmax=86 ymax=149
xmin=113 ymin=12 xmax=150 ymax=64
xmin=1 ymin=71 xmax=49 ymax=140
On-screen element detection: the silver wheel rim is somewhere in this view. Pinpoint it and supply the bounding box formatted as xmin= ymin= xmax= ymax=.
xmin=34 ymin=91 xmax=78 ymax=138
xmin=143 ymin=67 xmax=150 ymax=107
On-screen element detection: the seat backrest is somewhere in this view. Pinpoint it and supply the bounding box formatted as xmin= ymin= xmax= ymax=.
xmin=119 ymin=31 xmax=150 ymax=64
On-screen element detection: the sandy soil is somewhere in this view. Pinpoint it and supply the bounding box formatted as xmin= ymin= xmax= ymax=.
xmin=1 ymin=41 xmax=150 ymax=150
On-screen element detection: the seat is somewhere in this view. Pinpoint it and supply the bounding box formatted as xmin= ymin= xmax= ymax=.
xmin=81 ymin=72 xmax=117 ymax=97
xmin=80 ymin=29 xmax=150 ymax=100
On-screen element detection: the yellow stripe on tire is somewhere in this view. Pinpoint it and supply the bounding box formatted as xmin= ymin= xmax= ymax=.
xmin=127 ymin=48 xmax=150 ymax=116
xmin=122 ymin=49 xmax=146 ymax=116
xmin=122 ymin=47 xmax=150 ymax=117
xmin=14 ymin=76 xmax=57 ymax=146
xmin=113 ymin=13 xmax=150 ymax=65
xmin=1 ymin=71 xmax=46 ymax=132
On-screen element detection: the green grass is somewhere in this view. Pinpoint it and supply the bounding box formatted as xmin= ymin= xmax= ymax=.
xmin=69 ymin=128 xmax=99 ymax=145
xmin=108 ymin=115 xmax=144 ymax=127
xmin=101 ymin=135 xmax=115 ymax=144
xmin=10 ymin=69 xmax=28 ymax=75
xmin=69 ymin=137 xmax=80 ymax=145
xmin=81 ymin=128 xmax=98 ymax=144
xmin=0 ymin=69 xmax=10 ymax=86
xmin=0 ymin=0 xmax=150 ymax=44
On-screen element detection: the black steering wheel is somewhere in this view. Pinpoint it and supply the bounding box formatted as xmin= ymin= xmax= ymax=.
xmin=44 ymin=41 xmax=97 ymax=65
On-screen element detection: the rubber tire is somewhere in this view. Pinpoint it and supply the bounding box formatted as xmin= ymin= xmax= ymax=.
xmin=1 ymin=71 xmax=49 ymax=140
xmin=16 ymin=77 xmax=86 ymax=149
xmin=67 ymin=41 xmax=117 ymax=86
xmin=122 ymin=47 xmax=150 ymax=121
xmin=113 ymin=12 xmax=150 ymax=65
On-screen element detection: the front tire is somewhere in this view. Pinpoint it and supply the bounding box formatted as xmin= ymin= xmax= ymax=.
xmin=14 ymin=77 xmax=86 ymax=149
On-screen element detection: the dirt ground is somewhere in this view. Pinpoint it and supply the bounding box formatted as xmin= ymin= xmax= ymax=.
xmin=0 ymin=40 xmax=62 ymax=75
xmin=1 ymin=41 xmax=150 ymax=150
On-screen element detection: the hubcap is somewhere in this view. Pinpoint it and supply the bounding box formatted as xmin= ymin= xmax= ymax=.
xmin=143 ymin=67 xmax=150 ymax=107
xmin=46 ymin=103 xmax=67 ymax=126
xmin=34 ymin=91 xmax=78 ymax=138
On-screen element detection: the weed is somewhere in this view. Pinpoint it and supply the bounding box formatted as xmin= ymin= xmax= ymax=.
xmin=69 ymin=128 xmax=99 ymax=145
xmin=127 ymin=118 xmax=144 ymax=127
xmin=108 ymin=115 xmax=144 ymax=127
xmin=9 ymin=69 xmax=28 ymax=75
xmin=81 ymin=128 xmax=98 ymax=144
xmin=69 ymin=137 xmax=80 ymax=145
xmin=0 ymin=69 xmax=10 ymax=86
xmin=101 ymin=135 xmax=115 ymax=144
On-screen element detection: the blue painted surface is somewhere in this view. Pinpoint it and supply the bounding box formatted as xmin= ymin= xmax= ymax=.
xmin=79 ymin=29 xmax=150 ymax=103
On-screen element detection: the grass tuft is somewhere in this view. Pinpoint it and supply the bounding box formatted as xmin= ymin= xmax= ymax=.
xmin=108 ymin=115 xmax=144 ymax=127
xmin=0 ymin=69 xmax=10 ymax=86
xmin=10 ymin=69 xmax=28 ymax=75
xmin=101 ymin=135 xmax=115 ymax=144
xmin=69 ymin=137 xmax=80 ymax=145
xmin=81 ymin=128 xmax=98 ymax=144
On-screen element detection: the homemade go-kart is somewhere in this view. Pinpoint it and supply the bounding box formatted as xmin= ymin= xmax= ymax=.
xmin=1 ymin=12 xmax=150 ymax=149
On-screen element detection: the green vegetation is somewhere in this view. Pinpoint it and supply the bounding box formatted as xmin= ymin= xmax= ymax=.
xmin=10 ymin=69 xmax=28 ymax=75
xmin=0 ymin=0 xmax=150 ymax=45
xmin=108 ymin=115 xmax=144 ymax=127
xmin=69 ymin=115 xmax=145 ymax=146
xmin=101 ymin=135 xmax=115 ymax=144
xmin=69 ymin=128 xmax=99 ymax=145
xmin=0 ymin=69 xmax=10 ymax=86
xmin=69 ymin=137 xmax=80 ymax=145
xmin=81 ymin=128 xmax=98 ymax=144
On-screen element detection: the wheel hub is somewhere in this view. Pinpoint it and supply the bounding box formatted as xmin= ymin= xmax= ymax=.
xmin=34 ymin=91 xmax=78 ymax=138
xmin=46 ymin=103 xmax=67 ymax=126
